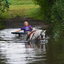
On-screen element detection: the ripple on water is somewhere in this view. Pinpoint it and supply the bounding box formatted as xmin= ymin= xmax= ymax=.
xmin=0 ymin=42 xmax=47 ymax=64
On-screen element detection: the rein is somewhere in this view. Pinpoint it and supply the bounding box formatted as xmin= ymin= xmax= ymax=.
xmin=30 ymin=30 xmax=44 ymax=40
xmin=29 ymin=31 xmax=35 ymax=38
xmin=36 ymin=30 xmax=43 ymax=39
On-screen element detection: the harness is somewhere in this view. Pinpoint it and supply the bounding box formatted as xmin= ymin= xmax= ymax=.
xmin=29 ymin=31 xmax=36 ymax=38
xmin=39 ymin=30 xmax=46 ymax=40
xmin=40 ymin=31 xmax=43 ymax=36
xmin=37 ymin=30 xmax=44 ymax=40
xmin=29 ymin=30 xmax=44 ymax=40
xmin=28 ymin=25 xmax=30 ymax=27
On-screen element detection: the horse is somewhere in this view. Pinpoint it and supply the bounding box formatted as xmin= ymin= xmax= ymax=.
xmin=25 ymin=30 xmax=46 ymax=48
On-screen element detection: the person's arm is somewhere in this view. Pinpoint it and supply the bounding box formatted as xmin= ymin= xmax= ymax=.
xmin=15 ymin=27 xmax=24 ymax=32
xmin=28 ymin=25 xmax=33 ymax=30
xmin=15 ymin=29 xmax=21 ymax=32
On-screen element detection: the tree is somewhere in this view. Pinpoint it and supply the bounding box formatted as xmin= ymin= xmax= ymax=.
xmin=33 ymin=0 xmax=64 ymax=39
xmin=0 ymin=0 xmax=6 ymax=29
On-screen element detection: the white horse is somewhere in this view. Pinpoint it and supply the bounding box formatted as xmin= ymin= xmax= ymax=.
xmin=28 ymin=30 xmax=46 ymax=41
xmin=26 ymin=30 xmax=46 ymax=48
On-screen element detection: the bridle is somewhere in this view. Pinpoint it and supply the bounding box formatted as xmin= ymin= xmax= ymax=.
xmin=37 ymin=30 xmax=44 ymax=40
xmin=30 ymin=30 xmax=44 ymax=40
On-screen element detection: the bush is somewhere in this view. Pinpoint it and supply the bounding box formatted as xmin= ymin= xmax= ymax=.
xmin=0 ymin=0 xmax=9 ymax=29
xmin=33 ymin=0 xmax=52 ymax=22
xmin=33 ymin=0 xmax=64 ymax=39
xmin=51 ymin=0 xmax=64 ymax=38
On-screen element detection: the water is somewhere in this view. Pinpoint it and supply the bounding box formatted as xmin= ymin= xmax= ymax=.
xmin=0 ymin=43 xmax=46 ymax=64
xmin=0 ymin=28 xmax=64 ymax=64
xmin=0 ymin=28 xmax=48 ymax=64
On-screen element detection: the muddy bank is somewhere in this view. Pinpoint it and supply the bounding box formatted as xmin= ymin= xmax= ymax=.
xmin=4 ymin=16 xmax=49 ymax=29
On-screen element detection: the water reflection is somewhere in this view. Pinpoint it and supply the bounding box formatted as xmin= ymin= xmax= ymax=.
xmin=47 ymin=36 xmax=64 ymax=64
xmin=0 ymin=43 xmax=47 ymax=64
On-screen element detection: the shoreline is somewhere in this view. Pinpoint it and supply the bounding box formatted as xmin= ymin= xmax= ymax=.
xmin=4 ymin=16 xmax=49 ymax=29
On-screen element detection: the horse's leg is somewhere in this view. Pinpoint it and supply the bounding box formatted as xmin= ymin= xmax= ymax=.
xmin=25 ymin=41 xmax=29 ymax=48
xmin=39 ymin=42 xmax=41 ymax=48
xmin=37 ymin=39 xmax=41 ymax=48
xmin=26 ymin=35 xmax=30 ymax=40
xmin=29 ymin=41 xmax=32 ymax=48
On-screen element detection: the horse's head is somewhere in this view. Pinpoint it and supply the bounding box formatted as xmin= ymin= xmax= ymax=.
xmin=39 ymin=30 xmax=46 ymax=40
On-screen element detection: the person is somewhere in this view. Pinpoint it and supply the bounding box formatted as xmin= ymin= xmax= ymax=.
xmin=15 ymin=21 xmax=33 ymax=48
xmin=15 ymin=21 xmax=33 ymax=40
xmin=5 ymin=0 xmax=9 ymax=8
xmin=15 ymin=21 xmax=33 ymax=35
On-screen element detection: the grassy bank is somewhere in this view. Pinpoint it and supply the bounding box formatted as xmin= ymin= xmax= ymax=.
xmin=9 ymin=0 xmax=34 ymax=5
xmin=0 ymin=0 xmax=41 ymax=29
xmin=1 ymin=0 xmax=44 ymax=29
xmin=2 ymin=5 xmax=39 ymax=19
xmin=1 ymin=0 xmax=40 ymax=19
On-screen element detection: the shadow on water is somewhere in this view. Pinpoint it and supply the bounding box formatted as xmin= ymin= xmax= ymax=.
xmin=46 ymin=29 xmax=64 ymax=64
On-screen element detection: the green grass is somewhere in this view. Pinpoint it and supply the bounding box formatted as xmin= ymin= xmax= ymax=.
xmin=2 ymin=4 xmax=39 ymax=19
xmin=9 ymin=0 xmax=34 ymax=5
xmin=2 ymin=0 xmax=41 ymax=20
xmin=0 ymin=0 xmax=44 ymax=29
xmin=27 ymin=7 xmax=45 ymax=20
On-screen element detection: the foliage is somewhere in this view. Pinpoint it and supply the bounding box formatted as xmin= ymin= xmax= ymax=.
xmin=33 ymin=0 xmax=64 ymax=39
xmin=0 ymin=19 xmax=5 ymax=29
xmin=51 ymin=0 xmax=64 ymax=39
xmin=0 ymin=0 xmax=9 ymax=29
xmin=33 ymin=0 xmax=52 ymax=22
xmin=0 ymin=0 xmax=9 ymax=12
